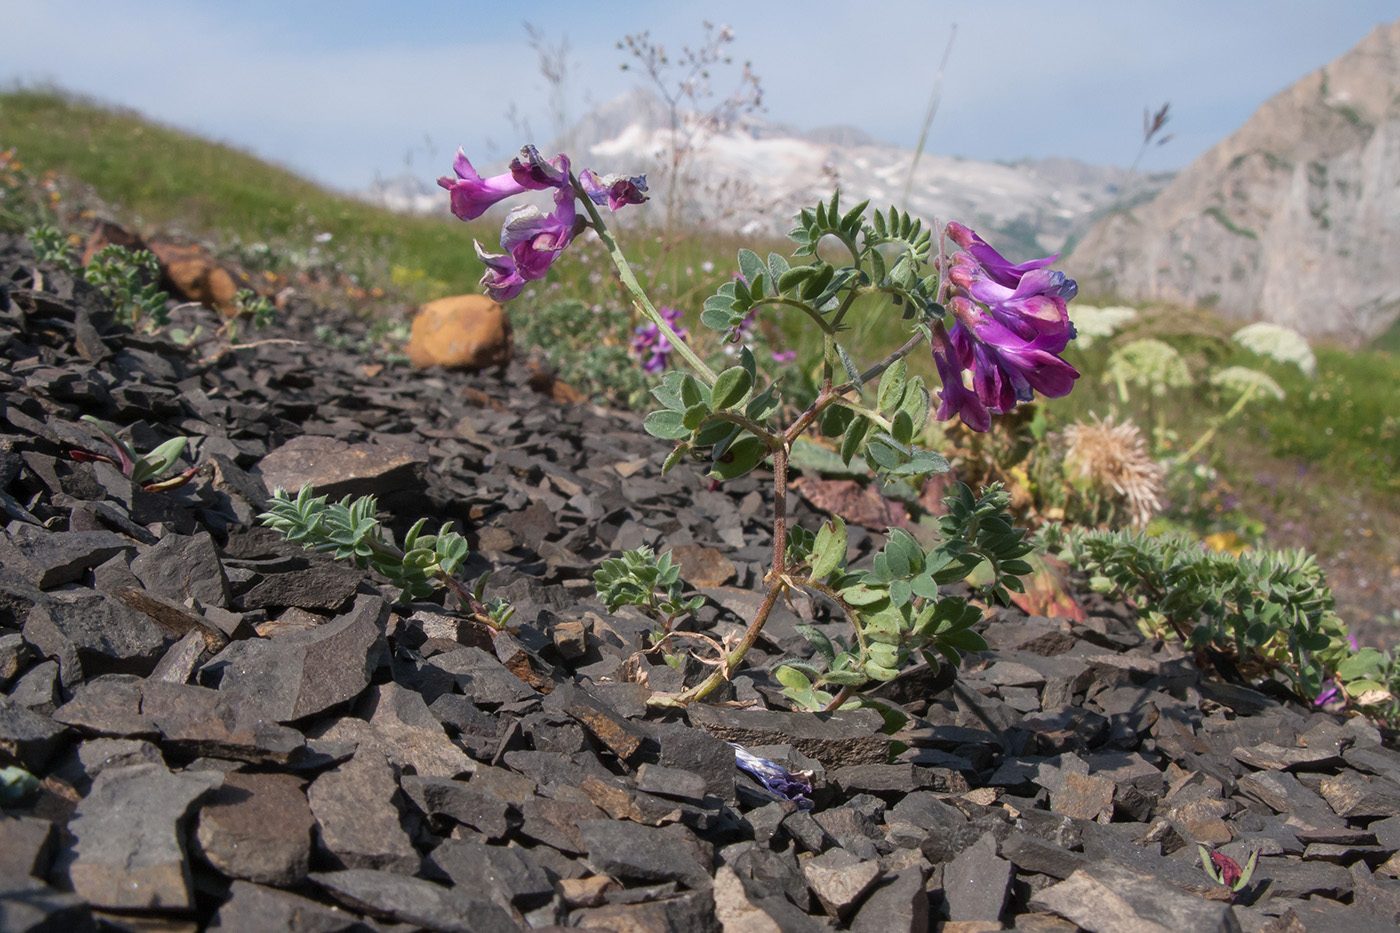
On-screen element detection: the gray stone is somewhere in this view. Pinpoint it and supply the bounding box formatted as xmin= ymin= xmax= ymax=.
xmin=140 ymin=680 xmax=306 ymax=763
xmin=206 ymin=880 xmax=362 ymax=933
xmin=0 ymin=876 xmax=96 ymax=933
xmin=636 ymin=763 xmax=710 ymax=804
xmin=1031 ymin=860 xmax=1241 ymax=932
xmin=310 ymin=868 xmax=516 ymax=933
xmin=24 ymin=592 xmax=167 ymax=684
xmin=0 ymin=815 xmax=57 ymax=881
xmin=208 ymin=593 xmax=386 ymax=722
xmin=6 ymin=659 xmax=59 ymax=711
xmin=1000 ymin=831 xmax=1090 ymax=879
xmin=943 ymin=831 xmax=1012 ymax=923
xmin=52 ymin=678 xmax=153 ymax=737
xmin=686 ymin=704 xmax=889 ymax=767
xmin=801 ymin=847 xmax=884 ymax=920
xmin=306 ymin=750 xmax=418 ymax=873
xmin=195 ymin=771 xmax=315 ymax=886
xmin=848 ymin=867 xmax=929 ymax=933
xmin=1320 ymin=770 xmax=1400 ymax=819
xmin=400 ymin=774 xmax=512 ymax=839
xmin=74 ymin=737 xmax=163 ymax=783
xmin=0 ymin=527 xmax=132 ymax=590
xmin=578 ymin=819 xmax=711 ymax=889
xmin=129 ymin=531 xmax=230 ymax=608
xmin=713 ymin=863 xmax=827 ymax=933
xmin=425 ymin=646 xmax=537 ymax=707
xmin=1251 ymin=856 xmax=1352 ymax=898
xmin=237 ymin=557 xmax=363 ymax=613
xmin=426 ymin=839 xmax=554 ymax=911
xmin=650 ymin=720 xmax=738 ymax=801
xmin=64 ymin=762 xmax=223 ymax=910
xmin=339 ymin=681 xmax=475 ymax=777
xmin=1351 ymin=861 xmax=1400 ymax=923
xmin=1232 ymin=742 xmax=1342 ymax=771
xmin=543 ymin=681 xmax=647 ymax=760
xmin=255 ymin=434 xmax=430 ymax=502
xmin=0 ymin=696 xmax=67 ymax=770
xmin=515 ymin=795 xmax=607 ymax=854
xmin=0 ymin=631 xmax=32 ymax=689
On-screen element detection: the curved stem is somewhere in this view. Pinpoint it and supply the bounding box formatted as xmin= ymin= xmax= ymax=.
xmin=646 ymin=443 xmax=793 ymax=707
xmin=574 ymin=175 xmax=717 ymax=385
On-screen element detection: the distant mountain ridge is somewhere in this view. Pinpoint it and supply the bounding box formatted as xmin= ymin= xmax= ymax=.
xmin=1069 ymin=19 xmax=1400 ymax=342
xmin=367 ymin=86 xmax=1168 ymax=260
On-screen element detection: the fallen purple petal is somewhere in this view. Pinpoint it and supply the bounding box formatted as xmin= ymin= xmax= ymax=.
xmin=729 ymin=743 xmax=815 ymax=810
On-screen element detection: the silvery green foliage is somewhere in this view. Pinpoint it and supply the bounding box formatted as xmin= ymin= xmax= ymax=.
xmin=260 ymin=486 xmax=472 ymax=604
xmin=593 ymin=546 xmax=705 ymax=632
xmin=27 ymin=224 xmax=169 ymax=330
xmin=776 ymin=483 xmax=1032 ymax=711
xmin=1103 ymin=338 xmax=1192 ymax=400
xmin=1037 ymin=523 xmax=1365 ymax=702
xmin=78 ymin=415 xmax=190 ymax=485
xmin=1232 ymin=322 xmax=1317 ymax=379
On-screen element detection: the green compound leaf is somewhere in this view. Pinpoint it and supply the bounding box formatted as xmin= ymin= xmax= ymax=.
xmin=682 ymin=402 xmax=711 ymax=432
xmin=877 ymin=359 xmax=908 ymax=415
xmin=840 ymin=416 xmax=871 ymax=465
xmin=941 ymin=626 xmax=989 ymax=653
xmin=644 ymin=409 xmax=691 ymax=440
xmin=809 ymin=516 xmax=848 ymax=580
xmin=711 ymin=365 xmax=752 ymax=411
xmin=738 ymin=248 xmax=765 ymax=286
xmin=660 ymin=444 xmax=689 ymax=474
xmin=711 ymin=436 xmax=767 ymax=480
xmin=767 ymin=252 xmax=790 ymax=282
xmin=774 ymin=664 xmax=813 ymax=691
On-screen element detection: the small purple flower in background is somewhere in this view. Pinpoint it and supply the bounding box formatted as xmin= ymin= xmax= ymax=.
xmin=579 ymin=169 xmax=649 ymax=211
xmin=631 ymin=306 xmax=690 ymax=373
xmin=933 ymin=223 xmax=1080 ymax=430
xmin=729 ymin=743 xmax=815 ymax=810
xmin=771 ymin=350 xmax=797 ymax=365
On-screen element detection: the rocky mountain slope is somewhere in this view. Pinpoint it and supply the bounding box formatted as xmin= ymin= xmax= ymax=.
xmin=1069 ymin=20 xmax=1400 ymax=343
xmin=368 ymin=87 xmax=1167 ymax=258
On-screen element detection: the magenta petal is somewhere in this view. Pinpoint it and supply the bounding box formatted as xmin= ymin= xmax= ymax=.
xmin=473 ymin=240 xmax=527 ymax=302
xmin=438 ymin=148 xmax=528 ymax=221
xmin=509 ymin=145 xmax=571 ymax=190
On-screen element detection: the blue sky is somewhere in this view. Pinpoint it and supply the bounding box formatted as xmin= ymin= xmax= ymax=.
xmin=3 ymin=1 xmax=1396 ymax=192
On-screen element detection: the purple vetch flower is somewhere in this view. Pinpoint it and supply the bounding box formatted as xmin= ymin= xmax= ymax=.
xmin=931 ymin=329 xmax=990 ymax=433
xmin=509 ymin=145 xmax=571 ymax=190
xmin=929 ymin=222 xmax=1080 ymax=430
xmin=771 ymin=350 xmax=797 ymax=364
xmin=729 ymin=743 xmax=815 ymax=810
xmin=948 ymin=297 xmax=1081 ymax=413
xmin=438 ymin=149 xmax=529 ymax=221
xmin=473 ymin=241 xmax=529 ymax=302
xmin=501 ymin=185 xmax=579 ymax=280
xmin=630 ymin=305 xmax=689 ymax=373
xmin=579 ymin=169 xmax=649 ymax=211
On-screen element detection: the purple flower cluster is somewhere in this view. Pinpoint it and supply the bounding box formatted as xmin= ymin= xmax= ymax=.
xmin=631 ymin=306 xmax=690 ymax=373
xmin=438 ymin=146 xmax=647 ymax=301
xmin=933 ymin=222 xmax=1080 ymax=432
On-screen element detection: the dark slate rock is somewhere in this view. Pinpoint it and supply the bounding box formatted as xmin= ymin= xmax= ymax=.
xmin=72 ymin=737 xmax=163 ymax=784
xmin=686 ymin=704 xmax=889 ymax=767
xmin=1320 ymin=770 xmax=1400 ymax=819
xmin=236 ymin=556 xmax=363 ymax=612
xmin=62 ymin=762 xmax=223 ymax=910
xmin=206 ymin=880 xmax=362 ymax=933
xmin=1233 ymin=742 xmax=1343 ymax=772
xmin=1260 ymin=897 xmax=1400 ymax=933
xmin=1350 ymin=861 xmax=1400 ymax=923
xmin=568 ymin=889 xmax=718 ymax=933
xmin=543 ymin=681 xmax=648 ymax=761
xmin=313 ymin=682 xmax=475 ymax=778
xmin=713 ymin=863 xmax=826 ymax=933
xmin=0 ymin=876 xmax=96 ymax=933
xmin=400 ymin=774 xmax=513 ymax=839
xmin=206 ymin=593 xmax=386 ymax=722
xmin=0 ymin=697 xmax=67 ymax=771
xmin=194 ymin=771 xmax=315 ymax=886
xmin=848 ymin=867 xmax=930 ymax=933
xmin=255 ymin=434 xmax=430 ymax=501
xmin=7 ymin=659 xmax=60 ymax=712
xmin=428 ymin=646 xmax=538 ymax=707
xmin=0 ymin=815 xmax=58 ymax=881
xmin=128 ymin=530 xmax=231 ymax=609
xmin=310 ymin=868 xmax=516 ymax=933
xmin=1000 ymin=830 xmax=1091 ymax=880
xmin=306 ymin=750 xmax=419 ymax=873
xmin=425 ymin=838 xmax=554 ymax=911
xmin=140 ymin=680 xmax=306 ymax=763
xmin=50 ymin=678 xmax=153 ymax=737
xmin=1031 ymin=861 xmax=1241 ymax=932
xmin=0 ymin=527 xmax=132 ymax=590
xmin=578 ymin=819 xmax=712 ymax=889
xmin=801 ymin=847 xmax=884 ymax=921
xmin=943 ymin=830 xmax=1012 ymax=923
xmin=1251 ymin=856 xmax=1353 ymax=899
xmin=648 ymin=720 xmax=738 ymax=802
xmin=635 ymin=762 xmax=710 ymax=804
xmin=23 ymin=592 xmax=168 ymax=684
xmin=515 ymin=795 xmax=608 ymax=855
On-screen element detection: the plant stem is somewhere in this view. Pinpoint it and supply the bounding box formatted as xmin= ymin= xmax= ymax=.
xmin=574 ymin=175 xmax=717 ymax=385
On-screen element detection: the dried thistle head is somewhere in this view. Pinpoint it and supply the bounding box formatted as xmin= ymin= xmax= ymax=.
xmin=1062 ymin=413 xmax=1165 ymax=528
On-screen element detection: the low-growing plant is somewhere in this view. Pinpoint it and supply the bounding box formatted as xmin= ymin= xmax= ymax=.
xmin=70 ymin=415 xmax=198 ymax=491
xmin=26 ymin=223 xmax=171 ymax=332
xmin=1037 ymin=523 xmax=1392 ymax=709
xmin=1198 ymin=845 xmax=1258 ymax=895
xmin=426 ymin=141 xmax=1090 ymax=711
xmin=259 ymin=485 xmax=512 ymax=629
xmin=593 ymin=546 xmax=706 ymax=635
